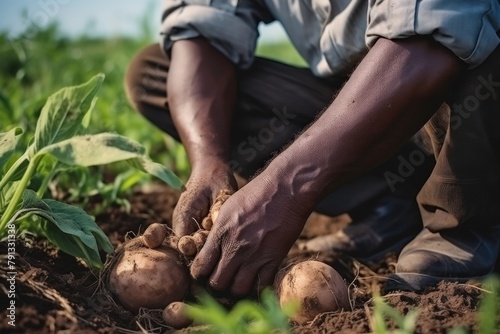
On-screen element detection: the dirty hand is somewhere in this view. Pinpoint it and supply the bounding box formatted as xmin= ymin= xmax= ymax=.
xmin=173 ymin=164 xmax=237 ymax=236
xmin=190 ymin=173 xmax=313 ymax=297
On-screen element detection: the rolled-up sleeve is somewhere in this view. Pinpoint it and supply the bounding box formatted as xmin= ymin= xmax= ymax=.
xmin=160 ymin=0 xmax=271 ymax=68
xmin=366 ymin=0 xmax=500 ymax=68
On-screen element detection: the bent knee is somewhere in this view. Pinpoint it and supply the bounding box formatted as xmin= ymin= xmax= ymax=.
xmin=124 ymin=43 xmax=169 ymax=115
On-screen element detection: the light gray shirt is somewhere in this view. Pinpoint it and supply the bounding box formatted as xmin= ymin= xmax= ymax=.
xmin=160 ymin=0 xmax=500 ymax=77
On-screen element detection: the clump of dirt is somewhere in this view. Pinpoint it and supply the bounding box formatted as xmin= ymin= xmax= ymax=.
xmin=0 ymin=184 xmax=495 ymax=333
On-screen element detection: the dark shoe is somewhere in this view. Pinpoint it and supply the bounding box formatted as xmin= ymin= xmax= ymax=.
xmin=385 ymin=226 xmax=500 ymax=292
xmin=300 ymin=194 xmax=423 ymax=262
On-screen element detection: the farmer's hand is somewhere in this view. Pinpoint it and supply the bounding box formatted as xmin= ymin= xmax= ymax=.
xmin=173 ymin=163 xmax=238 ymax=236
xmin=190 ymin=172 xmax=313 ymax=297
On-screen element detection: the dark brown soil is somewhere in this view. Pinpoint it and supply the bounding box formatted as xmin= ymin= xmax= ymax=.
xmin=0 ymin=184 xmax=496 ymax=333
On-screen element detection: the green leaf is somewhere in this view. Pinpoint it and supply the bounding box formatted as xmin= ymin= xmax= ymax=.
xmin=43 ymin=199 xmax=113 ymax=253
xmin=29 ymin=74 xmax=104 ymax=157
xmin=6 ymin=157 xmax=29 ymax=182
xmin=40 ymin=133 xmax=145 ymax=166
xmin=39 ymin=133 xmax=183 ymax=189
xmin=479 ymin=276 xmax=499 ymax=334
xmin=130 ymin=156 xmax=184 ymax=190
xmin=0 ymin=127 xmax=23 ymax=169
xmin=21 ymin=188 xmax=50 ymax=210
xmin=17 ymin=190 xmax=113 ymax=268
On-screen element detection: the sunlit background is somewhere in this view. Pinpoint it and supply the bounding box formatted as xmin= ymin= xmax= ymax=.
xmin=0 ymin=0 xmax=305 ymax=183
xmin=0 ymin=0 xmax=288 ymax=43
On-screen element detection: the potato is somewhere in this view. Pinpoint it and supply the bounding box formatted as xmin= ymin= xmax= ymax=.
xmin=167 ymin=234 xmax=180 ymax=249
xmin=275 ymin=260 xmax=351 ymax=325
xmin=201 ymin=216 xmax=213 ymax=231
xmin=177 ymin=235 xmax=197 ymax=257
xmin=163 ymin=301 xmax=193 ymax=329
xmin=192 ymin=230 xmax=209 ymax=251
xmin=107 ymin=238 xmax=189 ymax=312
xmin=209 ymin=189 xmax=232 ymax=224
xmin=198 ymin=189 xmax=233 ymax=231
xmin=143 ymin=223 xmax=168 ymax=248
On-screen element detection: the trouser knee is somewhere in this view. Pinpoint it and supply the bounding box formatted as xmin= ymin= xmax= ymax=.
xmin=124 ymin=44 xmax=179 ymax=138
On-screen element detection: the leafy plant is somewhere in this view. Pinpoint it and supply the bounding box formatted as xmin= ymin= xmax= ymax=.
xmin=0 ymin=74 xmax=183 ymax=268
xmin=186 ymin=288 xmax=296 ymax=334
xmin=57 ymin=168 xmax=147 ymax=215
xmin=478 ymin=275 xmax=499 ymax=334
xmin=371 ymin=291 xmax=419 ymax=334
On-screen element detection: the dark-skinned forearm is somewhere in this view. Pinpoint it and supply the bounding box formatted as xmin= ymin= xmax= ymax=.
xmin=167 ymin=38 xmax=236 ymax=171
xmin=267 ymin=37 xmax=463 ymax=207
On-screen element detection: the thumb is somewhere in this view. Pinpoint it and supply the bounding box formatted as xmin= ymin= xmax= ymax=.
xmin=172 ymin=193 xmax=208 ymax=236
xmin=172 ymin=208 xmax=199 ymax=236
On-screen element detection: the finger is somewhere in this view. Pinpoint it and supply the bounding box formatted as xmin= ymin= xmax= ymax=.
xmin=172 ymin=209 xmax=197 ymax=236
xmin=231 ymin=261 xmax=277 ymax=297
xmin=190 ymin=230 xmax=221 ymax=281
xmin=208 ymin=249 xmax=241 ymax=292
xmin=253 ymin=264 xmax=277 ymax=295
xmin=172 ymin=194 xmax=209 ymax=236
xmin=229 ymin=264 xmax=257 ymax=297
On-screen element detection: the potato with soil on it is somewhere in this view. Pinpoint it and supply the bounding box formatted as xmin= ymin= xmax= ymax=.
xmin=142 ymin=223 xmax=169 ymax=248
xmin=192 ymin=230 xmax=209 ymax=251
xmin=275 ymin=260 xmax=351 ymax=325
xmin=106 ymin=237 xmax=189 ymax=312
xmin=202 ymin=189 xmax=233 ymax=231
xmin=177 ymin=235 xmax=197 ymax=257
xmin=163 ymin=301 xmax=193 ymax=329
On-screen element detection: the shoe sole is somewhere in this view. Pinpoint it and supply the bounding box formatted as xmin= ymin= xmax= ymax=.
xmin=384 ymin=272 xmax=487 ymax=293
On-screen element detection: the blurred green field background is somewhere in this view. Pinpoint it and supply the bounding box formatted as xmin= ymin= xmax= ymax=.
xmin=0 ymin=23 xmax=306 ymax=183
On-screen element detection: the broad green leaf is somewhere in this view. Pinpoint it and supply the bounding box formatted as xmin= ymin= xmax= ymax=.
xmin=6 ymin=206 xmax=104 ymax=268
xmin=15 ymin=191 xmax=113 ymax=268
xmin=0 ymin=127 xmax=23 ymax=169
xmin=39 ymin=133 xmax=183 ymax=189
xmin=130 ymin=156 xmax=184 ymax=190
xmin=43 ymin=218 xmax=104 ymax=268
xmin=43 ymin=199 xmax=113 ymax=254
xmin=20 ymin=189 xmax=50 ymax=210
xmin=29 ymin=74 xmax=104 ymax=157
xmin=40 ymin=133 xmax=145 ymax=167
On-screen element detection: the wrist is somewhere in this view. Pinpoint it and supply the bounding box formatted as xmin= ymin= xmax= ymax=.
xmin=190 ymin=154 xmax=230 ymax=174
xmin=262 ymin=156 xmax=323 ymax=214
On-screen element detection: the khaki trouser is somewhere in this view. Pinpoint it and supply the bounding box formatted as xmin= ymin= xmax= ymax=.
xmin=418 ymin=45 xmax=500 ymax=231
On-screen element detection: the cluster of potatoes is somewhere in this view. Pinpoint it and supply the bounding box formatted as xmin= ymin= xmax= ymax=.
xmin=105 ymin=190 xmax=351 ymax=329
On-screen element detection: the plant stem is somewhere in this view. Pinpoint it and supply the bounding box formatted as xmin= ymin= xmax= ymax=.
xmin=36 ymin=163 xmax=59 ymax=198
xmin=0 ymin=154 xmax=27 ymax=192
xmin=0 ymin=156 xmax=39 ymax=231
xmin=74 ymin=237 xmax=98 ymax=268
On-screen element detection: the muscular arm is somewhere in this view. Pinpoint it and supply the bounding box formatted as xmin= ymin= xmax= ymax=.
xmin=268 ymin=37 xmax=462 ymax=206
xmin=191 ymin=37 xmax=463 ymax=296
xmin=168 ymin=37 xmax=235 ymax=171
xmin=168 ymin=38 xmax=238 ymax=235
